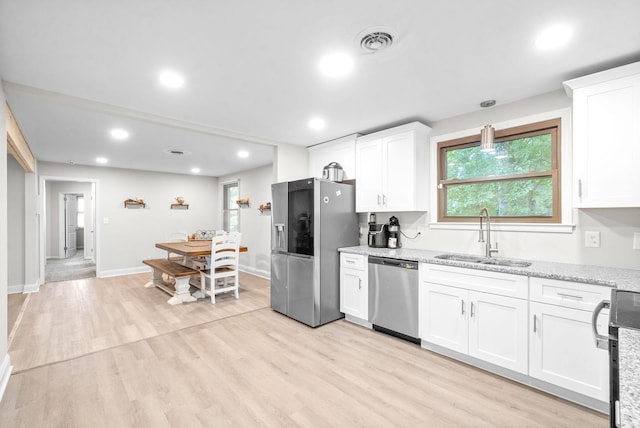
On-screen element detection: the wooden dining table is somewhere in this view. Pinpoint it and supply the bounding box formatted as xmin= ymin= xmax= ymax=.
xmin=146 ymin=240 xmax=248 ymax=304
xmin=155 ymin=240 xmax=248 ymax=257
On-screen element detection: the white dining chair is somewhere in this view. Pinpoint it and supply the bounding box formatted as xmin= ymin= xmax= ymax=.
xmin=165 ymin=231 xmax=188 ymax=262
xmin=199 ymin=232 xmax=241 ymax=304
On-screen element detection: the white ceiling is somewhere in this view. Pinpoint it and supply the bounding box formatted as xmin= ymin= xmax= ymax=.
xmin=2 ymin=0 xmax=639 ymax=177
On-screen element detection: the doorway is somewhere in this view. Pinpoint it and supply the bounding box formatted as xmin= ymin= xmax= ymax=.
xmin=41 ymin=178 xmax=98 ymax=283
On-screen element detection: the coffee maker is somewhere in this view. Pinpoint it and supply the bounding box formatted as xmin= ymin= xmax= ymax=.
xmin=367 ymin=213 xmax=389 ymax=248
xmin=388 ymin=216 xmax=400 ymax=248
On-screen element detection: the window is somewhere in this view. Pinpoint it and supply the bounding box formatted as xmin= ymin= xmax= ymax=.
xmin=438 ymin=118 xmax=561 ymax=223
xmin=76 ymin=196 xmax=85 ymax=228
xmin=222 ymin=181 xmax=240 ymax=232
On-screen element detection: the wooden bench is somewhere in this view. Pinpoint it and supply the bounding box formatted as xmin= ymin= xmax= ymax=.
xmin=143 ymin=259 xmax=199 ymax=305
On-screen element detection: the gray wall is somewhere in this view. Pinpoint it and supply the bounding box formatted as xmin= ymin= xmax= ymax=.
xmin=1 ymin=83 xmax=10 ymax=391
xmin=219 ymin=164 xmax=272 ymax=278
xmin=38 ymin=161 xmax=220 ymax=276
xmin=7 ymin=155 xmax=25 ymax=287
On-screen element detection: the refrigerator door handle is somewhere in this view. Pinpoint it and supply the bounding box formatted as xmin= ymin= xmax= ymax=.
xmin=288 ymin=253 xmax=313 ymax=260
xmin=592 ymin=299 xmax=610 ymax=350
xmin=274 ymin=223 xmax=285 ymax=249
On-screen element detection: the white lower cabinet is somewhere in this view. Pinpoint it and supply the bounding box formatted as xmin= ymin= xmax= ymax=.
xmin=340 ymin=253 xmax=368 ymax=323
xmin=529 ymin=277 xmax=610 ymax=402
xmin=468 ymin=290 xmax=528 ymax=374
xmin=420 ymin=264 xmax=529 ymax=374
xmin=421 ymin=283 xmax=468 ymax=354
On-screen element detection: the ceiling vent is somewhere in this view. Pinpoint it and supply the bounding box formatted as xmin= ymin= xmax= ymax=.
xmin=163 ymin=149 xmax=191 ymax=156
xmin=357 ymin=27 xmax=396 ymax=54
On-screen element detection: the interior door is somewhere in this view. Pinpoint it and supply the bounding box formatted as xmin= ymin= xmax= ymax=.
xmin=64 ymin=194 xmax=78 ymax=258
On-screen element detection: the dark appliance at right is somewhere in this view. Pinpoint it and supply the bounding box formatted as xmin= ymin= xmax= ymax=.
xmin=593 ymin=289 xmax=640 ymax=427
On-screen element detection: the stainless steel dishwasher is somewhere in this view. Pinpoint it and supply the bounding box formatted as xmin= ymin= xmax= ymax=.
xmin=368 ymin=256 xmax=420 ymax=343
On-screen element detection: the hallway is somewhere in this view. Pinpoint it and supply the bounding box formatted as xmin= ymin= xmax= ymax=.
xmin=45 ymin=252 xmax=96 ymax=283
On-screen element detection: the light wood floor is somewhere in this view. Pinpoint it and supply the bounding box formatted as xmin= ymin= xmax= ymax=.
xmin=1 ymin=272 xmax=606 ymax=427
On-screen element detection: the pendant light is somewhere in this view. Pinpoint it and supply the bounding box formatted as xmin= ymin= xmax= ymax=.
xmin=479 ymin=100 xmax=496 ymax=153
xmin=480 ymin=124 xmax=495 ymax=152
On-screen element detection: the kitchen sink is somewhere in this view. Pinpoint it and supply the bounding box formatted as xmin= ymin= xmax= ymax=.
xmin=434 ymin=254 xmax=532 ymax=267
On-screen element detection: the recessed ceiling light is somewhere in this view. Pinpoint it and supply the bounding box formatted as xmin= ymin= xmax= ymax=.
xmin=191 ymin=167 xmax=201 ymax=174
xmin=96 ymin=157 xmax=108 ymax=164
xmin=159 ymin=70 xmax=185 ymax=89
xmin=110 ymin=128 xmax=129 ymax=140
xmin=237 ymin=150 xmax=249 ymax=158
xmin=309 ymin=117 xmax=326 ymax=130
xmin=318 ymin=53 xmax=354 ymax=77
xmin=535 ymin=25 xmax=573 ymax=50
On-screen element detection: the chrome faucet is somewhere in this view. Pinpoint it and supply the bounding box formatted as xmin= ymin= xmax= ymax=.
xmin=478 ymin=207 xmax=498 ymax=258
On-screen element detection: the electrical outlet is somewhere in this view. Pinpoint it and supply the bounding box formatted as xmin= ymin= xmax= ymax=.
xmin=633 ymin=232 xmax=640 ymax=250
xmin=585 ymin=231 xmax=600 ymax=248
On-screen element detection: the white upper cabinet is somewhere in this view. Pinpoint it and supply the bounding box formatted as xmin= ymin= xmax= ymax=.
xmin=564 ymin=62 xmax=640 ymax=207
xmin=355 ymin=122 xmax=431 ymax=212
xmin=308 ymin=134 xmax=359 ymax=180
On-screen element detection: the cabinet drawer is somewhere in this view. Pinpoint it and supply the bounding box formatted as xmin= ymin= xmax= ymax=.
xmin=340 ymin=253 xmax=366 ymax=270
xmin=421 ymin=263 xmax=528 ymax=299
xmin=530 ymin=277 xmax=612 ymax=311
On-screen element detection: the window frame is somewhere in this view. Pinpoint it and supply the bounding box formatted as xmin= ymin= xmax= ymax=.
xmin=222 ymin=180 xmax=240 ymax=232
xmin=437 ymin=118 xmax=561 ymax=223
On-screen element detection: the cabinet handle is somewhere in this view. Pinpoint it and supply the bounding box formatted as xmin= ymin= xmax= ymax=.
xmin=461 ymin=300 xmax=465 ymax=315
xmin=377 ymin=194 xmax=382 ymax=205
xmin=346 ymin=259 xmax=356 ymax=264
xmin=533 ymin=314 xmax=537 ymax=333
xmin=382 ymin=194 xmax=387 ymax=205
xmin=557 ymin=293 xmax=583 ymax=300
xmin=470 ymin=301 xmax=475 ymax=318
xmin=578 ymin=179 xmax=582 ymax=199
xmin=358 ymin=278 xmax=362 ymax=290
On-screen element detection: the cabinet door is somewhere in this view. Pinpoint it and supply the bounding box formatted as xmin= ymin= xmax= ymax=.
xmin=340 ymin=267 xmax=366 ymax=320
xmin=468 ymin=291 xmax=528 ymax=374
xmin=529 ymin=302 xmax=609 ymax=401
xmin=421 ymin=282 xmax=468 ymax=354
xmin=355 ymin=137 xmax=383 ymax=212
xmin=382 ymin=131 xmax=415 ymax=211
xmin=573 ymin=74 xmax=640 ymax=207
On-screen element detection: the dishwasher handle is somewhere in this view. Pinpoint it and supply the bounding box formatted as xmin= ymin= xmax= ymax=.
xmin=368 ymin=256 xmax=418 ymax=269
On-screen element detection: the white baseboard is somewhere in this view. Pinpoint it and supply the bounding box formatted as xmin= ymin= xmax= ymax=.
xmin=7 ymin=284 xmax=24 ymax=294
xmin=98 ymin=266 xmax=149 ymax=278
xmin=8 ymin=280 xmax=40 ymax=294
xmin=23 ymin=280 xmax=40 ymax=293
xmin=96 ymin=265 xmax=269 ymax=280
xmin=239 ymin=264 xmax=269 ymax=280
xmin=0 ymin=354 xmax=13 ymax=404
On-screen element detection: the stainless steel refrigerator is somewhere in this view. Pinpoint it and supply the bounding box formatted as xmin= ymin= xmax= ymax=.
xmin=271 ymin=177 xmax=358 ymax=327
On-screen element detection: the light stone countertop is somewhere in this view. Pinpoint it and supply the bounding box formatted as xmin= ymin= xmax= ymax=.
xmin=619 ymin=329 xmax=640 ymax=427
xmin=339 ymin=245 xmax=640 ymax=292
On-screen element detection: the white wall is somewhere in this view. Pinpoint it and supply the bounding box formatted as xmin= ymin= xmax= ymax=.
xmin=38 ymin=161 xmax=220 ymax=277
xmin=0 ymin=84 xmax=13 ymax=400
xmin=273 ymin=143 xmax=308 ymax=182
xmin=362 ymin=90 xmax=640 ymax=269
xmin=45 ymin=181 xmax=93 ymax=258
xmin=219 ymin=164 xmax=272 ymax=278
